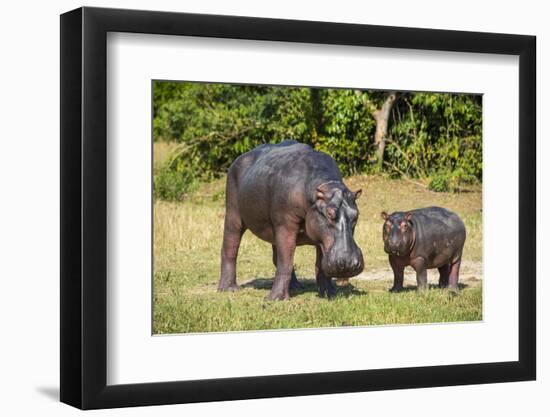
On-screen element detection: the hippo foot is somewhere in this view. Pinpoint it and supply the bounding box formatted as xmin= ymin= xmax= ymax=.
xmin=265 ymin=290 xmax=289 ymax=301
xmin=326 ymin=289 xmax=337 ymax=299
xmin=289 ymin=277 xmax=304 ymax=290
xmin=447 ymin=285 xmax=460 ymax=294
xmin=317 ymin=291 xmax=329 ymax=299
xmin=318 ymin=286 xmax=336 ymax=299
xmin=389 ymin=286 xmax=403 ymax=293
xmin=218 ymin=284 xmax=240 ymax=292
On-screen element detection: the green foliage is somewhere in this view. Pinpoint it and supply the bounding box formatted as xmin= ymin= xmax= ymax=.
xmin=153 ymin=81 xmax=482 ymax=200
xmin=428 ymin=169 xmax=479 ymax=193
xmin=154 ymin=163 xmax=198 ymax=201
xmin=428 ymin=174 xmax=450 ymax=192
xmin=386 ymin=93 xmax=482 ymax=185
xmin=314 ymin=89 xmax=376 ymax=175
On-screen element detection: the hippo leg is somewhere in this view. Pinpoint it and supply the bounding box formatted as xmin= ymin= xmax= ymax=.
xmin=218 ymin=223 xmax=246 ymax=292
xmin=218 ymin=177 xmax=246 ymax=292
xmin=416 ymin=269 xmax=428 ymax=292
xmin=388 ymin=255 xmax=404 ymax=293
xmin=448 ymin=258 xmax=461 ymax=292
xmin=272 ymin=245 xmax=303 ymax=290
xmin=410 ymin=257 xmax=428 ymax=292
xmin=315 ymin=246 xmax=336 ymax=298
xmin=265 ymin=228 xmax=296 ymax=301
xmin=289 ymin=272 xmax=303 ymax=290
xmin=438 ymin=264 xmax=451 ymax=288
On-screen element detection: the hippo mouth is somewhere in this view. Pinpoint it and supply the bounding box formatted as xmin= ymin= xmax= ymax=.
xmin=319 ymin=242 xmax=364 ymax=279
xmin=322 ymin=256 xmax=364 ymax=279
xmin=384 ymin=245 xmax=403 ymax=256
xmin=328 ymin=266 xmax=363 ymax=279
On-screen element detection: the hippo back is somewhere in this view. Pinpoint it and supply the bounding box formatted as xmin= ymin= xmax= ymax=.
xmin=237 ymin=141 xmax=342 ymax=200
xmin=409 ymin=207 xmax=466 ymax=263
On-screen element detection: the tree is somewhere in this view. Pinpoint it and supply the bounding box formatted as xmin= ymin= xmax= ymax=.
xmin=372 ymin=92 xmax=398 ymax=170
xmin=153 ymin=81 xmax=482 ymax=201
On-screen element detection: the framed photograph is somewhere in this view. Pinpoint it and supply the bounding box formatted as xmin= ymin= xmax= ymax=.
xmin=60 ymin=6 xmax=536 ymax=410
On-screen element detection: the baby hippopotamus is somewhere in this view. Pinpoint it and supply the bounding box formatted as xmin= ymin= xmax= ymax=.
xmin=381 ymin=207 xmax=466 ymax=292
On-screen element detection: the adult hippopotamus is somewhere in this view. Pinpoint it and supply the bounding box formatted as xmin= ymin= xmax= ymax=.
xmin=218 ymin=140 xmax=364 ymax=300
xmin=381 ymin=207 xmax=466 ymax=292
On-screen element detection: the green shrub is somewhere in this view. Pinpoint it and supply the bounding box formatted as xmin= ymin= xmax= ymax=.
xmin=386 ymin=94 xmax=482 ymax=183
xmin=154 ymin=164 xmax=198 ymax=201
xmin=428 ymin=169 xmax=479 ymax=193
xmin=428 ymin=174 xmax=450 ymax=192
xmin=153 ymin=82 xmax=482 ymax=200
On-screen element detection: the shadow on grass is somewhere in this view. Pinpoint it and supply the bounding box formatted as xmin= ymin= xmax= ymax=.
xmin=241 ymin=277 xmax=368 ymax=298
xmin=397 ymin=282 xmax=470 ymax=292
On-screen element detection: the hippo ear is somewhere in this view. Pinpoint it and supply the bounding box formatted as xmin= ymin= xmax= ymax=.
xmin=354 ymin=189 xmax=362 ymax=200
xmin=316 ymin=183 xmax=331 ymax=202
xmin=316 ymin=189 xmax=326 ymax=202
xmin=405 ymin=212 xmax=413 ymax=222
xmin=381 ymin=211 xmax=388 ymax=220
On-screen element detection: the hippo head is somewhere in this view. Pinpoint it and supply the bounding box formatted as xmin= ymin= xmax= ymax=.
xmin=381 ymin=211 xmax=415 ymax=257
xmin=306 ymin=182 xmax=364 ymax=278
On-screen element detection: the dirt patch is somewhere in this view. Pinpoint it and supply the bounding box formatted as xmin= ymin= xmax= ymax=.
xmin=353 ymin=260 xmax=482 ymax=285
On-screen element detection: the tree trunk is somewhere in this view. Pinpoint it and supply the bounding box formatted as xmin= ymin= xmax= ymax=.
xmin=308 ymin=88 xmax=323 ymax=143
xmin=372 ymin=92 xmax=398 ymax=170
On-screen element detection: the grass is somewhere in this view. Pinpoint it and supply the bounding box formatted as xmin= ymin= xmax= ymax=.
xmin=153 ymin=140 xmax=180 ymax=169
xmin=153 ymin=170 xmax=483 ymax=334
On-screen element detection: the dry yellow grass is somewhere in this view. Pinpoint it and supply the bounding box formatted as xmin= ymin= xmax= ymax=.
xmin=153 ymin=140 xmax=180 ymax=170
xmin=154 ymin=175 xmax=482 ymax=276
xmin=153 ymin=175 xmax=482 ymax=333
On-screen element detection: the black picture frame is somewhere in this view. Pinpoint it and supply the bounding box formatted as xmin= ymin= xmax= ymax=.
xmin=60 ymin=6 xmax=536 ymax=410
